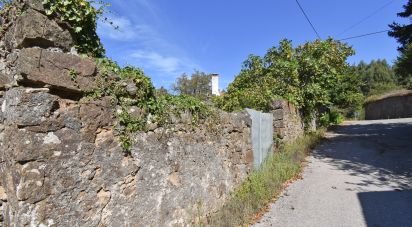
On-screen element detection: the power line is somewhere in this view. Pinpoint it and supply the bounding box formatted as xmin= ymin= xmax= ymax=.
xmin=339 ymin=30 xmax=389 ymax=41
xmin=337 ymin=0 xmax=396 ymax=37
xmin=295 ymin=0 xmax=321 ymax=39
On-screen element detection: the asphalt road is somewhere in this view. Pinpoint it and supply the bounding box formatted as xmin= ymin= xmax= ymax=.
xmin=254 ymin=118 xmax=412 ymax=227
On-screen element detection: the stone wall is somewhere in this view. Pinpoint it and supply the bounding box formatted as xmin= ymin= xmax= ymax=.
xmin=0 ymin=1 xmax=304 ymax=226
xmin=271 ymin=99 xmax=304 ymax=141
xmin=0 ymin=2 xmax=255 ymax=226
xmin=0 ymin=88 xmax=253 ymax=226
xmin=365 ymin=91 xmax=412 ymax=120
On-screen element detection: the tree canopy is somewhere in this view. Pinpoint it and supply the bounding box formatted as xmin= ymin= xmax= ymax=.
xmin=214 ymin=39 xmax=363 ymax=124
xmin=172 ymin=71 xmax=212 ymax=100
xmin=389 ymin=0 xmax=412 ymax=88
xmin=353 ymin=59 xmax=398 ymax=96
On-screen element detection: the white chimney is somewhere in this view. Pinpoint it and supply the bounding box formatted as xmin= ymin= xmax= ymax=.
xmin=211 ymin=73 xmax=220 ymax=96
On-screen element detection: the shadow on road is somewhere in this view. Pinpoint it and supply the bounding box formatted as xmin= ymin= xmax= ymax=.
xmin=313 ymin=120 xmax=412 ymax=226
xmin=358 ymin=191 xmax=412 ymax=227
xmin=313 ymin=121 xmax=412 ymax=190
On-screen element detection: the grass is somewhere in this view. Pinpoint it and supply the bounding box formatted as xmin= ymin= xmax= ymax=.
xmin=364 ymin=87 xmax=408 ymax=104
xmin=205 ymin=130 xmax=324 ymax=226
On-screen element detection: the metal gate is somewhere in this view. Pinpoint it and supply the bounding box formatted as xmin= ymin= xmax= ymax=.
xmin=246 ymin=109 xmax=274 ymax=169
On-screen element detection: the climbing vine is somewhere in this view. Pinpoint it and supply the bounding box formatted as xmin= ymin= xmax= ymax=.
xmin=88 ymin=59 xmax=214 ymax=153
xmin=42 ymin=0 xmax=106 ymax=57
xmin=2 ymin=0 xmax=214 ymax=153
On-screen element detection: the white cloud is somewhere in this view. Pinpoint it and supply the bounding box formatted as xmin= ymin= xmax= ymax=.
xmin=98 ymin=16 xmax=144 ymax=41
xmin=130 ymin=50 xmax=184 ymax=75
xmin=97 ymin=5 xmax=203 ymax=83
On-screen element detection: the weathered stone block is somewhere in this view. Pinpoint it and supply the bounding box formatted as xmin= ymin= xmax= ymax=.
xmin=15 ymin=161 xmax=51 ymax=204
xmin=3 ymin=88 xmax=58 ymax=127
xmin=271 ymin=99 xmax=287 ymax=110
xmin=273 ymin=120 xmax=285 ymax=128
xmin=7 ymin=9 xmax=72 ymax=50
xmin=26 ymin=0 xmax=45 ymax=12
xmin=0 ymin=72 xmax=12 ymax=90
xmin=79 ymin=100 xmax=113 ymax=142
xmin=272 ymin=109 xmax=284 ymax=121
xmin=17 ymin=48 xmax=97 ymax=93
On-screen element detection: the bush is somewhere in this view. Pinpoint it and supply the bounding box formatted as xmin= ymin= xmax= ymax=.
xmin=329 ymin=110 xmax=344 ymax=125
xmin=319 ymin=109 xmax=344 ymax=127
xmin=214 ymin=39 xmax=361 ymax=128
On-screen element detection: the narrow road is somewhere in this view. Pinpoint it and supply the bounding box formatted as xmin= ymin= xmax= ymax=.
xmin=255 ymin=118 xmax=412 ymax=227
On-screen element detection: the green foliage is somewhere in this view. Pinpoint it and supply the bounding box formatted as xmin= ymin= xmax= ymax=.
xmin=353 ymin=59 xmax=398 ymax=96
xmin=318 ymin=109 xmax=344 ymax=127
xmin=394 ymin=44 xmax=412 ymax=89
xmin=215 ymin=39 xmax=361 ymax=127
xmin=389 ymin=0 xmax=412 ymax=87
xmin=89 ymin=59 xmax=213 ymax=153
xmin=389 ymin=0 xmax=412 ymax=52
xmin=208 ymin=131 xmax=324 ymax=226
xmin=42 ymin=0 xmax=106 ymax=57
xmin=156 ymin=86 xmax=169 ymax=97
xmin=172 ymin=70 xmax=212 ymax=100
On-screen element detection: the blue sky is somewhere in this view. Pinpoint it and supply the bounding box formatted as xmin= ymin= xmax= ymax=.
xmin=97 ymin=0 xmax=409 ymax=90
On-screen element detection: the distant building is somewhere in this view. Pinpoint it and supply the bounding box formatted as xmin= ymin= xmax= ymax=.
xmin=211 ymin=73 xmax=220 ymax=96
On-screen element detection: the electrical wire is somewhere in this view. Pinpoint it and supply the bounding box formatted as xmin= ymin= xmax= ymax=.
xmin=295 ymin=0 xmax=321 ymax=39
xmin=338 ymin=30 xmax=389 ymax=41
xmin=337 ymin=0 xmax=396 ymax=37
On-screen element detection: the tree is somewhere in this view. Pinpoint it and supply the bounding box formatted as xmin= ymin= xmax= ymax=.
xmin=353 ymin=59 xmax=397 ymax=96
xmin=389 ymin=0 xmax=412 ymax=88
xmin=395 ymin=44 xmax=412 ymax=88
xmin=215 ymin=39 xmax=363 ymax=125
xmin=172 ymin=71 xmax=212 ymax=100
xmin=155 ymin=86 xmax=169 ymax=96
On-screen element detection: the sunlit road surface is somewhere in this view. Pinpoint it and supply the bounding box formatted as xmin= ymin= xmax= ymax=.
xmin=255 ymin=118 xmax=412 ymax=227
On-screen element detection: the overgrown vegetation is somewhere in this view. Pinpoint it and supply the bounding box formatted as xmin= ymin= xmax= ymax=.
xmin=87 ymin=59 xmax=213 ymax=153
xmin=42 ymin=0 xmax=106 ymax=57
xmin=206 ymin=131 xmax=324 ymax=226
xmin=214 ymin=39 xmax=363 ymax=126
xmin=0 ymin=0 xmax=214 ymax=153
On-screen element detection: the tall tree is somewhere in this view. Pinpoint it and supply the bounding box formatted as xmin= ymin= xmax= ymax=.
xmin=172 ymin=70 xmax=212 ymax=99
xmin=155 ymin=86 xmax=169 ymax=97
xmin=354 ymin=59 xmax=397 ymax=95
xmin=215 ymin=39 xmax=363 ymax=124
xmin=389 ymin=0 xmax=412 ymax=88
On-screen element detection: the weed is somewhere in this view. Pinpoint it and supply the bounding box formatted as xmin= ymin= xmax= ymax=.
xmin=207 ymin=130 xmax=324 ymax=226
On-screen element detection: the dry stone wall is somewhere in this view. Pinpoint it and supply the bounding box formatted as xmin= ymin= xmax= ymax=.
xmin=365 ymin=91 xmax=412 ymax=120
xmin=0 ymin=1 xmax=304 ymax=226
xmin=271 ymin=99 xmax=304 ymax=141
xmin=0 ymin=2 xmax=256 ymax=226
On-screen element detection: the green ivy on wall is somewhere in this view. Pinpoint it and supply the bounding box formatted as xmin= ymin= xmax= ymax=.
xmin=42 ymin=0 xmax=106 ymax=57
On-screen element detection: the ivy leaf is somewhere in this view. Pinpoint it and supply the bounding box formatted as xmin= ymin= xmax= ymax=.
xmin=75 ymin=27 xmax=82 ymax=33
